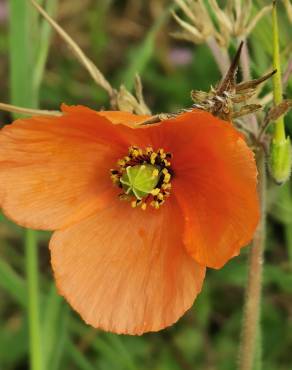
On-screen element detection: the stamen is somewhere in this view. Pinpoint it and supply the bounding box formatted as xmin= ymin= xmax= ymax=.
xmin=151 ymin=188 xmax=160 ymax=196
xmin=110 ymin=146 xmax=173 ymax=210
xmin=150 ymin=152 xmax=157 ymax=164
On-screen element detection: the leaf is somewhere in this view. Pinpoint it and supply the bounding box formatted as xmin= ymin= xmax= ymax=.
xmin=0 ymin=258 xmax=26 ymax=307
xmin=43 ymin=284 xmax=69 ymax=370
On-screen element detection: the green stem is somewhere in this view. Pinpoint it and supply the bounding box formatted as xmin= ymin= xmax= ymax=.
xmin=9 ymin=1 xmax=42 ymax=369
xmin=269 ymin=1 xmax=291 ymax=184
xmin=238 ymin=151 xmax=266 ymax=370
xmin=25 ymin=229 xmax=43 ymax=370
xmin=272 ymin=1 xmax=285 ymax=143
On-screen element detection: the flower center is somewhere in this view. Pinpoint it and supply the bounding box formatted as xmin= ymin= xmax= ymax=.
xmin=110 ymin=146 xmax=173 ymax=210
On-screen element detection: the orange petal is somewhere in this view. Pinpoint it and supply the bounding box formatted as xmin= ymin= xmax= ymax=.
xmin=166 ymin=111 xmax=260 ymax=268
xmin=0 ymin=109 xmax=132 ymax=230
xmin=50 ymin=199 xmax=205 ymax=335
xmin=61 ymin=104 xmax=150 ymax=126
xmin=131 ymin=109 xmax=259 ymax=268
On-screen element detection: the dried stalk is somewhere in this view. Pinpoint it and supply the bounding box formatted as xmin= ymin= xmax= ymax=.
xmin=0 ymin=102 xmax=62 ymax=117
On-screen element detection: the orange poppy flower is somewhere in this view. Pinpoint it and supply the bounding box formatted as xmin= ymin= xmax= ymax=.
xmin=0 ymin=104 xmax=259 ymax=334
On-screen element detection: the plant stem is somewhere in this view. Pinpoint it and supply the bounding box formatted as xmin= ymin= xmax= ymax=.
xmin=25 ymin=229 xmax=43 ymax=370
xmin=272 ymin=1 xmax=285 ymax=143
xmin=206 ymin=36 xmax=230 ymax=76
xmin=9 ymin=1 xmax=42 ymax=369
xmin=238 ymin=151 xmax=266 ymax=370
xmin=239 ymin=38 xmax=258 ymax=135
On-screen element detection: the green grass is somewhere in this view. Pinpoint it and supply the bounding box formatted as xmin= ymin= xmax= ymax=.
xmin=8 ymin=1 xmax=54 ymax=369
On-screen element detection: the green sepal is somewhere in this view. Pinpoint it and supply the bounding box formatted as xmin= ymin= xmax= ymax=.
xmin=269 ymin=136 xmax=292 ymax=185
xmin=120 ymin=164 xmax=160 ymax=199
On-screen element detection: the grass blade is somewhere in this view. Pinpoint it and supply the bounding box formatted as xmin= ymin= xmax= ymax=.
xmin=0 ymin=257 xmax=26 ymax=306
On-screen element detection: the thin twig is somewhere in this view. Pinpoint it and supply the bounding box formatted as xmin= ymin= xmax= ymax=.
xmin=29 ymin=0 xmax=115 ymax=100
xmin=0 ymin=102 xmax=62 ymax=117
xmin=140 ymin=114 xmax=165 ymax=125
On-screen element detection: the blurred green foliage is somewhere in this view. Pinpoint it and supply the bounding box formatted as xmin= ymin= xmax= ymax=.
xmin=0 ymin=1 xmax=291 ymax=370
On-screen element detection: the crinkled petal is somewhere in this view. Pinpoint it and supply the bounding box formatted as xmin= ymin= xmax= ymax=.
xmin=161 ymin=110 xmax=259 ymax=268
xmin=50 ymin=199 xmax=205 ymax=335
xmin=0 ymin=105 xmax=259 ymax=270
xmin=0 ymin=108 xmax=133 ymax=230
xmin=132 ymin=110 xmax=259 ymax=268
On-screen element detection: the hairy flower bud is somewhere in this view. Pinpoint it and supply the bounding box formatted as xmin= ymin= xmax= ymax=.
xmin=269 ymin=137 xmax=292 ymax=185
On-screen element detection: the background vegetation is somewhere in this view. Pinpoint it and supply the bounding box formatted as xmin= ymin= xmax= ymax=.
xmin=0 ymin=1 xmax=291 ymax=369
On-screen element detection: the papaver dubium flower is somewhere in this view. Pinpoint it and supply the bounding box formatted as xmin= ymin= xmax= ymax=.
xmin=0 ymin=104 xmax=259 ymax=334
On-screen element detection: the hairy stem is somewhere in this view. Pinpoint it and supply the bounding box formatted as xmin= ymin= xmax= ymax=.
xmin=238 ymin=151 xmax=266 ymax=370
xmin=239 ymin=39 xmax=258 ymax=134
xmin=206 ymin=36 xmax=230 ymax=76
xmin=272 ymin=1 xmax=285 ymax=143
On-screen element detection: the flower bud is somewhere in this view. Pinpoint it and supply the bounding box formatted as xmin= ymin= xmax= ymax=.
xmin=269 ymin=136 xmax=292 ymax=184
